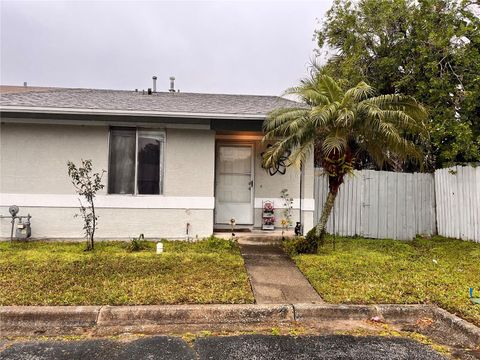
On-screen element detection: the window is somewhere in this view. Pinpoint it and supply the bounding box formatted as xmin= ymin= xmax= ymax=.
xmin=108 ymin=127 xmax=164 ymax=195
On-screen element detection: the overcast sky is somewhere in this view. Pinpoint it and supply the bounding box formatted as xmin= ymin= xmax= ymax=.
xmin=1 ymin=0 xmax=332 ymax=95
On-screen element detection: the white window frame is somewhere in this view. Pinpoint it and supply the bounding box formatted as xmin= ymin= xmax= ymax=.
xmin=108 ymin=127 xmax=165 ymax=196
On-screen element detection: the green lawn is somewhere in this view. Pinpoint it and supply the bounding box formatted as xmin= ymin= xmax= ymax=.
xmin=0 ymin=237 xmax=254 ymax=305
xmin=287 ymin=236 xmax=480 ymax=327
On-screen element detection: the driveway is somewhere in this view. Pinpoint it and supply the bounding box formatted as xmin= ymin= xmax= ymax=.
xmin=0 ymin=335 xmax=446 ymax=360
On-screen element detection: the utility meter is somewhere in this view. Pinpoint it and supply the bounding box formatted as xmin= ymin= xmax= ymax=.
xmin=16 ymin=218 xmax=32 ymax=239
xmin=9 ymin=205 xmax=19 ymax=217
xmin=1 ymin=206 xmax=32 ymax=240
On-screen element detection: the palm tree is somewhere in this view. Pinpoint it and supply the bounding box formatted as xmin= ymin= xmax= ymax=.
xmin=262 ymin=74 xmax=427 ymax=252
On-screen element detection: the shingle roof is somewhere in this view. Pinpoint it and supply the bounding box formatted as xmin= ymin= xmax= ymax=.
xmin=0 ymin=86 xmax=303 ymax=117
xmin=0 ymin=86 xmax=56 ymax=94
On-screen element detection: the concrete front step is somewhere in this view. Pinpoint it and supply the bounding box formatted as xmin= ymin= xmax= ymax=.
xmin=215 ymin=230 xmax=294 ymax=245
xmin=236 ymin=237 xmax=285 ymax=245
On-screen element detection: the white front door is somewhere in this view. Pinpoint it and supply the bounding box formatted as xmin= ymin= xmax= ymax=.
xmin=215 ymin=144 xmax=254 ymax=225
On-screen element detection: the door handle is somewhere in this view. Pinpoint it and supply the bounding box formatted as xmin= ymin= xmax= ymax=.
xmin=248 ymin=180 xmax=254 ymax=190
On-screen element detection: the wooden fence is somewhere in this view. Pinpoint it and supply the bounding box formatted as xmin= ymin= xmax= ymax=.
xmin=314 ymin=169 xmax=436 ymax=240
xmin=314 ymin=166 xmax=480 ymax=242
xmin=435 ymin=165 xmax=480 ymax=242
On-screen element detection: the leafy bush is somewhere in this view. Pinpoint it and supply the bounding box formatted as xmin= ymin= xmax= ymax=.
xmin=283 ymin=237 xmax=300 ymax=256
xmin=283 ymin=236 xmax=318 ymax=256
xmin=126 ymin=234 xmax=152 ymax=252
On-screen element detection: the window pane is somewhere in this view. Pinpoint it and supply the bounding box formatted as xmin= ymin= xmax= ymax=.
xmin=137 ymin=131 xmax=163 ymax=195
xmin=108 ymin=128 xmax=135 ymax=194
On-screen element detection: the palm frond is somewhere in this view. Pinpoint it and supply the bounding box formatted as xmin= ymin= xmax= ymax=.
xmin=263 ymin=108 xmax=310 ymax=135
xmin=321 ymin=132 xmax=347 ymax=156
xmin=284 ymin=86 xmax=330 ymax=105
xmin=264 ymin=73 xmax=427 ymax=173
xmin=363 ymin=94 xmax=427 ymax=121
xmin=288 ymin=141 xmax=314 ymax=168
xmin=381 ymin=110 xmax=427 ymax=135
xmin=343 ymin=81 xmax=374 ymax=103
xmin=310 ymin=102 xmax=339 ymax=127
xmin=316 ymin=74 xmax=343 ymax=102
xmin=335 ymin=107 xmax=355 ymax=127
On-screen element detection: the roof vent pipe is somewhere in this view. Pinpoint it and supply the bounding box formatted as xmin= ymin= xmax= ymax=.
xmin=152 ymin=76 xmax=157 ymax=93
xmin=169 ymin=76 xmax=175 ymax=92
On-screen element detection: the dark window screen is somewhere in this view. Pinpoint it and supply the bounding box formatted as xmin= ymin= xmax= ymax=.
xmin=108 ymin=128 xmax=136 ymax=194
xmin=137 ymin=131 xmax=162 ymax=194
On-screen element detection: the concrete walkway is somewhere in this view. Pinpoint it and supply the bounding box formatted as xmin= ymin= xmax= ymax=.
xmin=238 ymin=237 xmax=323 ymax=304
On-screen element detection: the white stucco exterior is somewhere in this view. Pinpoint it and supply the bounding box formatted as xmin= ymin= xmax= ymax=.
xmin=251 ymin=140 xmax=314 ymax=231
xmin=0 ymin=120 xmax=314 ymax=239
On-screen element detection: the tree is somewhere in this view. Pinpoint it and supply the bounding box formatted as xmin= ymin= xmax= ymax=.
xmin=67 ymin=159 xmax=105 ymax=251
xmin=316 ymin=0 xmax=480 ymax=170
xmin=262 ymin=74 xmax=427 ymax=252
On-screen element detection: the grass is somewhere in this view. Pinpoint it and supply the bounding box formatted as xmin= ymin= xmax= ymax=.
xmin=0 ymin=237 xmax=254 ymax=305
xmin=285 ymin=235 xmax=480 ymax=327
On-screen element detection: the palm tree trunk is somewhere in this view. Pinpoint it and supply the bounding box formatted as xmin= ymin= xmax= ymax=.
xmin=315 ymin=190 xmax=337 ymax=242
xmin=304 ymin=189 xmax=338 ymax=252
xmin=304 ymin=171 xmax=344 ymax=253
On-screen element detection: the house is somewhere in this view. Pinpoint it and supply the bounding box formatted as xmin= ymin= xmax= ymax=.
xmin=0 ymin=81 xmax=315 ymax=239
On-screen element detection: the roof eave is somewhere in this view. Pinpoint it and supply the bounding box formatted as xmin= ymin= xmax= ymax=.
xmin=0 ymin=106 xmax=267 ymax=120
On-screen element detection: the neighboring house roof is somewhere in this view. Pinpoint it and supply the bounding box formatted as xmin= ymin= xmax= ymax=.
xmin=0 ymin=86 xmax=56 ymax=94
xmin=0 ymin=85 xmax=303 ymax=119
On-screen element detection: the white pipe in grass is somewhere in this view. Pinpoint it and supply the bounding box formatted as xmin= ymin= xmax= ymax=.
xmin=156 ymin=242 xmax=164 ymax=254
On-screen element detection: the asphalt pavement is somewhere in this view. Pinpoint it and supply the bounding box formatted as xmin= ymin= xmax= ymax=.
xmin=0 ymin=335 xmax=447 ymax=360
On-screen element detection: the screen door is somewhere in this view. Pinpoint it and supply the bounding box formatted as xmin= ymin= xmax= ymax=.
xmin=215 ymin=144 xmax=254 ymax=225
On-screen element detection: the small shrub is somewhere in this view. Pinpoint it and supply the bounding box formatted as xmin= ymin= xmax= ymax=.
xmin=305 ymin=227 xmax=327 ymax=251
xmin=283 ymin=238 xmax=300 ymax=256
xmin=283 ymin=236 xmax=318 ymax=256
xmin=126 ymin=234 xmax=151 ymax=252
xmin=283 ymin=228 xmax=328 ymax=255
xmin=67 ymin=159 xmax=105 ymax=251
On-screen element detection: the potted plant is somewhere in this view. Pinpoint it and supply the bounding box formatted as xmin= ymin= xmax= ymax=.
xmin=262 ymin=201 xmax=275 ymax=230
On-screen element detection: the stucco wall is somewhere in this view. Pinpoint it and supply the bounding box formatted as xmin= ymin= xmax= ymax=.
xmin=0 ymin=206 xmax=213 ymax=239
xmin=1 ymin=123 xmax=109 ymax=194
xmin=0 ymin=122 xmax=215 ymax=239
xmin=252 ymin=140 xmax=314 ymax=231
xmin=0 ymin=122 xmax=314 ymax=238
xmin=164 ymin=128 xmax=215 ymax=197
xmin=253 ymin=141 xmax=301 ymax=198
